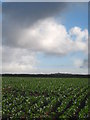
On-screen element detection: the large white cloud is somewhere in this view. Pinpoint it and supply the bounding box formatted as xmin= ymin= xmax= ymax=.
xmin=16 ymin=18 xmax=88 ymax=55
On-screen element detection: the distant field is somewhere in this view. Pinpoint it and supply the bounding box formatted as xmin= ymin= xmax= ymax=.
xmin=2 ymin=77 xmax=89 ymax=119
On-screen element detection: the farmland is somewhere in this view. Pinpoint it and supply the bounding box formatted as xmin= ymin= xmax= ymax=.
xmin=2 ymin=77 xmax=89 ymax=119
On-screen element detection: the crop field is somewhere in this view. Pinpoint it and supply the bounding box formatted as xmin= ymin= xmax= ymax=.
xmin=2 ymin=77 xmax=89 ymax=119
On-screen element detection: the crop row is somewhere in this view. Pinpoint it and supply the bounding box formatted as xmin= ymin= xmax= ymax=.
xmin=2 ymin=77 xmax=89 ymax=119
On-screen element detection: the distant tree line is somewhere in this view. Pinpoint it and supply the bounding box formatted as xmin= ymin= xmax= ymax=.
xmin=1 ymin=73 xmax=89 ymax=78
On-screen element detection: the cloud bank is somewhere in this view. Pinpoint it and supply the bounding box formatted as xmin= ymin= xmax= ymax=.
xmin=3 ymin=18 xmax=88 ymax=55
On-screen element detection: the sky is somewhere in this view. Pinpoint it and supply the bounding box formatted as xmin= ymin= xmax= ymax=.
xmin=2 ymin=2 xmax=88 ymax=74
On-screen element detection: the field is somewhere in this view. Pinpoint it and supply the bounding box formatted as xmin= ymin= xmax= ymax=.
xmin=2 ymin=77 xmax=89 ymax=119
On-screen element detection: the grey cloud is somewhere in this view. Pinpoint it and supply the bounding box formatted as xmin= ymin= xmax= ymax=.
xmin=2 ymin=2 xmax=66 ymax=27
xmin=2 ymin=2 xmax=67 ymax=47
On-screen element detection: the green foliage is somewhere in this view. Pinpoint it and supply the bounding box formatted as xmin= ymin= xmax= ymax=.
xmin=2 ymin=77 xmax=89 ymax=119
